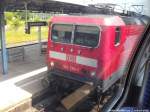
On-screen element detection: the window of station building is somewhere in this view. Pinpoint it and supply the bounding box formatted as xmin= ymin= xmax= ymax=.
xmin=114 ymin=27 xmax=121 ymax=45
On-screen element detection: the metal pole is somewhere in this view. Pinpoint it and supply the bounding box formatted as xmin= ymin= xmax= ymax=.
xmin=38 ymin=26 xmax=42 ymax=54
xmin=24 ymin=2 xmax=28 ymax=25
xmin=0 ymin=11 xmax=8 ymax=74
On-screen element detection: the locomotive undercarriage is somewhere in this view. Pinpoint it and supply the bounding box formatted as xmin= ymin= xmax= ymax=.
xmin=39 ymin=69 xmax=125 ymax=112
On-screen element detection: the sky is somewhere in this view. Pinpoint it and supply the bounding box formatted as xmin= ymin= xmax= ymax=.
xmin=55 ymin=0 xmax=150 ymax=16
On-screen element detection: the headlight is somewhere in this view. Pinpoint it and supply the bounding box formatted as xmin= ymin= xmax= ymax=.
xmin=50 ymin=62 xmax=54 ymax=67
xmin=90 ymin=71 xmax=96 ymax=77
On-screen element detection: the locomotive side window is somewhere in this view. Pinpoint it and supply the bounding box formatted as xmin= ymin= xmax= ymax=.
xmin=114 ymin=27 xmax=121 ymax=45
xmin=74 ymin=25 xmax=99 ymax=47
xmin=52 ymin=24 xmax=73 ymax=43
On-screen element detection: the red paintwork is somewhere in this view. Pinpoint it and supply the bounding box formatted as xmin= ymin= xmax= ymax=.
xmin=46 ymin=15 xmax=144 ymax=83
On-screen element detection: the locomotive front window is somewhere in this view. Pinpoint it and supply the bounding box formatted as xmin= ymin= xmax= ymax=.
xmin=52 ymin=24 xmax=73 ymax=43
xmin=74 ymin=25 xmax=99 ymax=47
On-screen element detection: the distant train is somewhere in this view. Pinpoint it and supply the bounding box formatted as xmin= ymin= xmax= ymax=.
xmin=46 ymin=15 xmax=145 ymax=92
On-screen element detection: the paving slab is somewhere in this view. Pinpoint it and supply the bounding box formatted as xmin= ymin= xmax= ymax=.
xmin=0 ymin=67 xmax=48 ymax=112
xmin=0 ymin=84 xmax=32 ymax=112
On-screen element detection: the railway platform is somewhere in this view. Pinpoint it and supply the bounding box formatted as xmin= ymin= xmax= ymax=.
xmin=0 ymin=44 xmax=48 ymax=112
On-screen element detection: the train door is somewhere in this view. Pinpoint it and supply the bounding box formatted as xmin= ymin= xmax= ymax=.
xmin=69 ymin=25 xmax=100 ymax=76
xmin=50 ymin=24 xmax=74 ymax=72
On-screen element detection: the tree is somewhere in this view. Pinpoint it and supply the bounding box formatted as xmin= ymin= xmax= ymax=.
xmin=5 ymin=12 xmax=23 ymax=31
xmin=5 ymin=12 xmax=13 ymax=23
xmin=10 ymin=17 xmax=22 ymax=31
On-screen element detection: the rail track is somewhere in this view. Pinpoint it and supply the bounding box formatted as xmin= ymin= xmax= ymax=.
xmin=31 ymin=83 xmax=115 ymax=112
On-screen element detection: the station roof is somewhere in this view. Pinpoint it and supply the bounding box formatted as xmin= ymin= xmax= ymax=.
xmin=0 ymin=0 xmax=102 ymax=14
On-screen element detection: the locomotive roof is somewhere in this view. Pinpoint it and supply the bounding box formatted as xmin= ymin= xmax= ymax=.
xmin=51 ymin=14 xmax=126 ymax=26
xmin=51 ymin=14 xmax=145 ymax=26
xmin=70 ymin=14 xmax=116 ymax=18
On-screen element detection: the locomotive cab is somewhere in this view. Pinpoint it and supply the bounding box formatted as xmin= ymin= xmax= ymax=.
xmin=46 ymin=15 xmax=144 ymax=92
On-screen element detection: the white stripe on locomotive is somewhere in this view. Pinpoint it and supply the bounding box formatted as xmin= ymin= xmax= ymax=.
xmin=49 ymin=51 xmax=98 ymax=68
xmin=49 ymin=51 xmax=66 ymax=61
xmin=76 ymin=56 xmax=97 ymax=68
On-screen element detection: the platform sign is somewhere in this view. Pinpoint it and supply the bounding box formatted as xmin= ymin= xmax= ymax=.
xmin=25 ymin=21 xmax=47 ymax=34
xmin=28 ymin=21 xmax=47 ymax=27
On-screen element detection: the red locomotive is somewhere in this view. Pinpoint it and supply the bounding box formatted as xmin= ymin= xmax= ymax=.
xmin=46 ymin=15 xmax=145 ymax=92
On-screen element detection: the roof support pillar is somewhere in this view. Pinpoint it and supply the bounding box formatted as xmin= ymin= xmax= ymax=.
xmin=0 ymin=9 xmax=8 ymax=75
xmin=38 ymin=26 xmax=42 ymax=54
